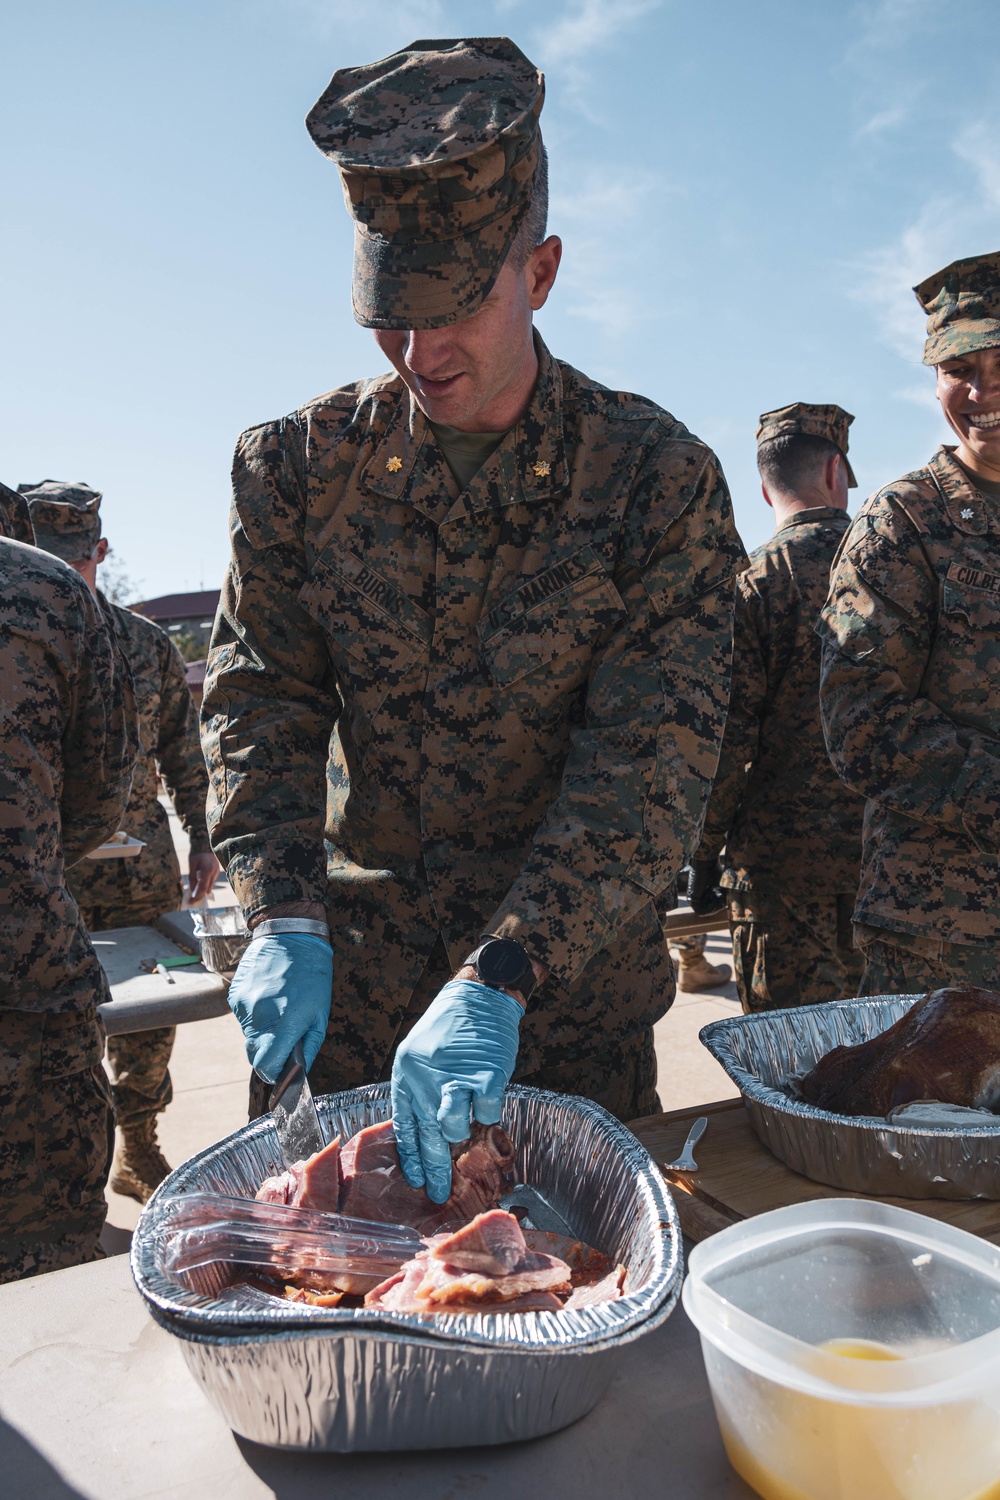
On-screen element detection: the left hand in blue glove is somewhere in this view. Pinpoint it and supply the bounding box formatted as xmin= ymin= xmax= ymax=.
xmin=390 ymin=978 xmax=523 ymax=1205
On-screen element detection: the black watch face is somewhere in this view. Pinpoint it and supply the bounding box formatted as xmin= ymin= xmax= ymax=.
xmin=476 ymin=938 xmax=530 ymax=989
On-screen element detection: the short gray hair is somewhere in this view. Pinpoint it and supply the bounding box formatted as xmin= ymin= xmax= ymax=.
xmin=509 ymin=143 xmax=549 ymax=269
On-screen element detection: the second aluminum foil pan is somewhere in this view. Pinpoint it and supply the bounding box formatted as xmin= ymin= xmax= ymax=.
xmin=700 ymin=995 xmax=1000 ymax=1200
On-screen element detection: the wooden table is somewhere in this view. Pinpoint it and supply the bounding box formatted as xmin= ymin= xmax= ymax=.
xmin=632 ymin=1099 xmax=1000 ymax=1245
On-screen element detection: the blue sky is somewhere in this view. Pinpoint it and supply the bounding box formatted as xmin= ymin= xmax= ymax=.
xmin=3 ymin=0 xmax=1000 ymax=599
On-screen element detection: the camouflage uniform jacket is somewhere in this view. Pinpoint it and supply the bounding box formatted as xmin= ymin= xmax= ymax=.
xmin=0 ymin=540 xmax=137 ymax=1013
xmin=204 ymin=337 xmax=745 ymax=1071
xmin=67 ymin=597 xmax=211 ymax=922
xmin=696 ymin=507 xmax=865 ymax=894
xmin=819 ymin=447 xmax=1000 ymax=943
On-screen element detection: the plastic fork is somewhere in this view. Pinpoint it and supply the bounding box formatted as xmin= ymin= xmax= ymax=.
xmin=662 ymin=1116 xmax=708 ymax=1173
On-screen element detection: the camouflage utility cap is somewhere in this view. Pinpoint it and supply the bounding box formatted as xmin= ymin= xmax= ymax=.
xmin=306 ymin=36 xmax=544 ymax=330
xmin=20 ymin=479 xmax=102 ymax=561
xmin=756 ymin=402 xmax=857 ymax=488
xmin=0 ymin=480 xmax=35 ymax=545
xmin=915 ymin=251 xmax=1000 ymax=365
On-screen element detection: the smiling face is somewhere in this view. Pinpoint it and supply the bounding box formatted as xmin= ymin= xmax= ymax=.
xmin=935 ymin=346 xmax=1000 ymax=482
xmin=372 ymin=236 xmax=562 ymax=433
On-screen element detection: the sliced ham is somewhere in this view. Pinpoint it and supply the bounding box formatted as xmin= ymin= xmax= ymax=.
xmin=364 ymin=1210 xmax=572 ymax=1312
xmin=254 ymin=1136 xmax=341 ymax=1212
xmin=339 ymin=1119 xmax=515 ymax=1234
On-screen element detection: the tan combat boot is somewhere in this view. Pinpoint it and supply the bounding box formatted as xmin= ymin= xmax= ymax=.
xmin=677 ymin=952 xmax=732 ymax=992
xmin=109 ymin=1118 xmax=172 ymax=1203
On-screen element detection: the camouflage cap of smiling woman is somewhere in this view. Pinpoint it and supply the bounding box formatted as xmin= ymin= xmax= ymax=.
xmin=915 ymin=250 xmax=1000 ymax=366
xmin=306 ymin=36 xmax=544 ymax=331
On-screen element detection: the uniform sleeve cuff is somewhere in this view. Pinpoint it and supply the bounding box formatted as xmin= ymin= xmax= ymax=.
xmin=484 ymin=870 xmax=614 ymax=986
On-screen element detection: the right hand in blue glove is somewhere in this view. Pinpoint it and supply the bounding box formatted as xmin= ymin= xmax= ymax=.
xmin=391 ymin=978 xmax=522 ymax=1205
xmin=227 ymin=933 xmax=333 ymax=1083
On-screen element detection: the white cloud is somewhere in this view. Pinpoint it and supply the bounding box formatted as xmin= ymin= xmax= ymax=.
xmin=855 ymin=104 xmax=908 ymax=142
xmin=851 ymin=113 xmax=1000 ymax=363
xmin=255 ymin=0 xmax=445 ymax=39
xmin=893 ymin=382 xmax=939 ymax=411
xmin=532 ymin=0 xmax=662 ymax=119
xmin=953 ymin=115 xmax=1000 ymax=210
xmin=552 ymin=166 xmax=669 ymax=338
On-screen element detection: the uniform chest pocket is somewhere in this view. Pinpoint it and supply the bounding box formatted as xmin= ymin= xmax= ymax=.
xmin=480 ymin=567 xmax=626 ymax=686
xmin=941 ymin=580 xmax=1000 ymax=629
xmin=299 ymin=551 xmax=432 ymax=716
xmin=479 ymin=563 xmax=627 ymax=746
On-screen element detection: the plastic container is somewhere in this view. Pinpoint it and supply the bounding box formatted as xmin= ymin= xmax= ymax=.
xmin=682 ymin=1200 xmax=1000 ymax=1500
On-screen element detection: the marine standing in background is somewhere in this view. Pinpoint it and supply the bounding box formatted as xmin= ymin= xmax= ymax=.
xmin=0 ymin=481 xmax=137 ymax=1281
xmin=820 ymin=253 xmax=1000 ymax=995
xmin=23 ymin=481 xmax=220 ymax=1203
xmin=690 ymin=405 xmax=866 ymax=1010
xmin=203 ymin=36 xmax=744 ymax=1202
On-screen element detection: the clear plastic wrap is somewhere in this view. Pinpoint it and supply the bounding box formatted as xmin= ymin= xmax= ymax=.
xmin=156 ymin=1192 xmax=422 ymax=1290
xmin=700 ymin=994 xmax=1000 ymax=1199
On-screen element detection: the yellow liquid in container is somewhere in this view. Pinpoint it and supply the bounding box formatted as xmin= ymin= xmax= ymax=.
xmin=713 ymin=1339 xmax=1000 ymax=1500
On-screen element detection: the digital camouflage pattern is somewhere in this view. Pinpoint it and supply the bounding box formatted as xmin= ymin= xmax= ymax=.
xmin=728 ymin=891 xmax=863 ymax=1011
xmin=306 ymin=37 xmax=544 ymax=329
xmin=819 ymin=447 xmax=1000 ymax=955
xmin=855 ymin=923 xmax=1000 ymax=997
xmin=73 ymin=891 xmax=176 ymax=1130
xmin=19 ymin=479 xmax=103 ymax=560
xmin=755 ymin=402 xmax=857 ymax=487
xmin=69 ymin=597 xmax=211 ymax=920
xmin=0 ymin=479 xmax=35 ymax=544
xmin=205 ymin=335 xmax=744 ymax=1087
xmin=69 ymin=601 xmax=211 ymax=1128
xmin=916 ymin=250 xmax=1000 ymax=365
xmin=0 ymin=539 xmax=137 ymax=1016
xmin=696 ymin=508 xmax=866 ymax=896
xmin=0 ymin=1008 xmax=113 ymax=1283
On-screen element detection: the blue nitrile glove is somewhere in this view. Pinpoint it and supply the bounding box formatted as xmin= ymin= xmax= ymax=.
xmin=227 ymin=933 xmax=333 ymax=1084
xmin=391 ymin=978 xmax=523 ymax=1204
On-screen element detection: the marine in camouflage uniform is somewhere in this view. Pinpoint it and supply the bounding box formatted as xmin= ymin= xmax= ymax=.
xmin=23 ymin=481 xmax=217 ymax=1202
xmin=204 ymin=37 xmax=745 ymax=1124
xmin=692 ymin=405 xmax=866 ymax=1011
xmin=820 ymin=252 xmax=1000 ymax=996
xmin=0 ymin=482 xmax=137 ymax=1282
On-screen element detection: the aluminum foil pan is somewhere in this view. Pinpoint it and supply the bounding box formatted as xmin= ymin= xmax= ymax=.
xmin=701 ymin=995 xmax=1000 ymax=1201
xmin=131 ymin=1084 xmax=681 ymax=1450
xmin=191 ymin=907 xmax=249 ymax=977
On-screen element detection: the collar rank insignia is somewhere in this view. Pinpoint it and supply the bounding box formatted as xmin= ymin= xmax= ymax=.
xmin=532 ymin=460 xmax=551 ymax=477
xmin=386 ymin=456 xmax=403 ymax=473
xmin=961 ymin=507 xmax=975 ymax=520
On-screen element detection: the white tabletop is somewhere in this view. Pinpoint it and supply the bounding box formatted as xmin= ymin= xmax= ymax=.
xmin=0 ymin=1253 xmax=753 ymax=1500
xmin=92 ymin=924 xmax=230 ymax=1034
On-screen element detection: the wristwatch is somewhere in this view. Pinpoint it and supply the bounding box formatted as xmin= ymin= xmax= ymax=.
xmin=464 ymin=937 xmax=538 ymax=1002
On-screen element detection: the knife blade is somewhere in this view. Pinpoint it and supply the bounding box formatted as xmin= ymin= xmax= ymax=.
xmin=264 ymin=1041 xmax=326 ymax=1166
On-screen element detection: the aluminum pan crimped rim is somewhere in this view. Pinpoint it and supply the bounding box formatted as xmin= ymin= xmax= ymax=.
xmin=131 ymin=1083 xmax=682 ymax=1352
xmin=699 ymin=994 xmax=1000 ymax=1200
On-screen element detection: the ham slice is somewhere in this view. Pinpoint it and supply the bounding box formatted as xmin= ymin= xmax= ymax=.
xmin=364 ymin=1209 xmax=572 ymax=1312
xmin=339 ymin=1119 xmax=515 ymax=1234
xmin=255 ymin=1136 xmax=341 ymax=1212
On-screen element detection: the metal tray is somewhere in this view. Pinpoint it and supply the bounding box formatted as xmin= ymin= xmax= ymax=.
xmin=700 ymin=995 xmax=1000 ymax=1201
xmin=131 ymin=1083 xmax=682 ymax=1450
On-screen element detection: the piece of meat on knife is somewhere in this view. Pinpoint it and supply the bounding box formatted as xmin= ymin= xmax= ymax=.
xmin=364 ymin=1210 xmax=572 ymax=1312
xmin=339 ymin=1119 xmax=516 ymax=1234
xmin=795 ymin=987 xmax=1000 ymax=1118
xmin=254 ymin=1136 xmax=342 ymax=1211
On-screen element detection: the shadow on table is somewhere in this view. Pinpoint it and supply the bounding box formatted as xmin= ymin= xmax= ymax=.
xmin=0 ymin=1416 xmax=90 ymax=1499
